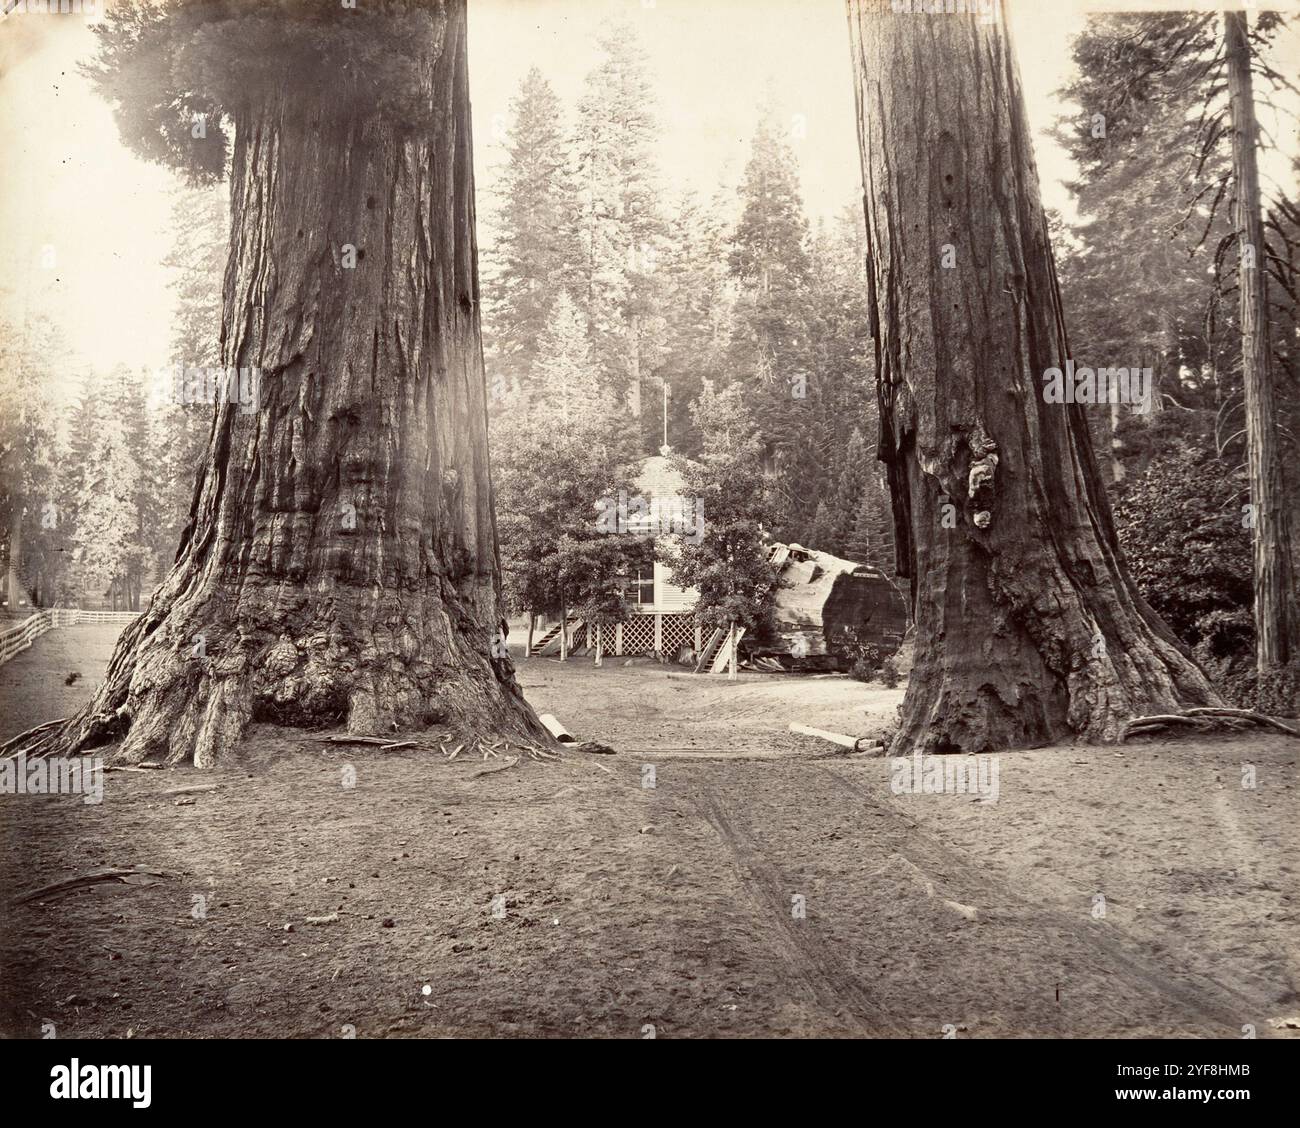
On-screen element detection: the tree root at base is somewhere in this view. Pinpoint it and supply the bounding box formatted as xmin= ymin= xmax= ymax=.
xmin=1120 ymin=707 xmax=1300 ymax=742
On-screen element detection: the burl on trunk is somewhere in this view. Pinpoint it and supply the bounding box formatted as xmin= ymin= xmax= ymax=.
xmin=15 ymin=3 xmax=546 ymax=765
xmin=847 ymin=0 xmax=1219 ymax=754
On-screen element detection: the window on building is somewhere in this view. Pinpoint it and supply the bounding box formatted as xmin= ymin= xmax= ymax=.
xmin=622 ymin=568 xmax=655 ymax=608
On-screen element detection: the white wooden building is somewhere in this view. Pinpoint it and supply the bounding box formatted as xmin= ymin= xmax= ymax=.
xmin=530 ymin=455 xmax=703 ymax=658
xmin=614 ymin=455 xmax=701 ymax=657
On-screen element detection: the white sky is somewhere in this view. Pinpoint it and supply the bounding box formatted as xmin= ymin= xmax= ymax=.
xmin=0 ymin=0 xmax=1294 ymax=384
xmin=467 ymin=0 xmax=1090 ymax=226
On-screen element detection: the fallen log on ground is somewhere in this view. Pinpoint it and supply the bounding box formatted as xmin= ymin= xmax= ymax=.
xmin=790 ymin=723 xmax=882 ymax=754
xmin=11 ymin=867 xmax=175 ymax=906
xmin=789 ymin=723 xmax=858 ymax=749
xmin=537 ymin=714 xmax=576 ymax=743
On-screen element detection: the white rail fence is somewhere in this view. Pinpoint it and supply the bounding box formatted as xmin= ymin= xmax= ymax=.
xmin=0 ymin=609 xmax=140 ymax=667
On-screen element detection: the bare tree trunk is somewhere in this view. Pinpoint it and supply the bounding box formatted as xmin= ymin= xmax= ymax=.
xmin=727 ymin=622 xmax=737 ymax=682
xmin=8 ymin=2 xmax=546 ymax=765
xmin=1225 ymin=11 xmax=1298 ymax=675
xmin=847 ymin=0 xmax=1219 ymax=754
xmin=6 ymin=508 xmax=22 ymax=612
xmin=629 ymin=313 xmax=642 ymax=418
xmin=1108 ymin=399 xmax=1125 ymax=484
xmin=594 ymin=621 xmax=603 ymax=667
xmin=526 ymin=612 xmax=535 ymax=660
xmin=559 ymin=597 xmax=568 ymax=662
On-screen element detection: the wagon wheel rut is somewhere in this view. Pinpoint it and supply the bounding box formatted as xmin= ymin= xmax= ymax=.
xmin=694 ymin=785 xmax=902 ymax=1036
xmin=814 ymin=762 xmax=1284 ymax=1033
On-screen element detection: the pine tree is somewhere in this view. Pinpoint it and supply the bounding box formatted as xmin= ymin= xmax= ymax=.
xmin=834 ymin=426 xmax=870 ymax=562
xmin=671 ymin=383 xmax=777 ymax=642
xmin=529 ymin=291 xmax=607 ymax=439
xmin=156 ymin=180 xmax=227 ymax=552
xmin=730 ymin=104 xmax=811 ymax=296
xmin=0 ymin=314 xmax=65 ymax=610
xmin=572 ymin=18 xmax=667 ymax=435
xmin=484 ymin=67 xmax=580 ymax=398
xmin=105 ymin=365 xmax=153 ymax=611
xmin=1224 ymin=10 xmax=1297 ymax=673
xmin=72 ymin=407 xmax=144 ymax=611
xmin=1052 ymin=9 xmax=1298 ymax=676
xmin=489 ymin=290 xmax=644 ymax=652
xmin=728 ymin=103 xmax=813 ymax=532
xmin=655 ymin=190 xmax=734 ymax=458
xmin=162 ymin=182 xmax=227 ymax=371
xmin=797 ymin=208 xmax=878 ymax=547
xmin=806 ymin=502 xmax=836 ymax=554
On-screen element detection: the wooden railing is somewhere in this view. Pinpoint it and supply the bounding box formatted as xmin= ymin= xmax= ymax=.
xmin=0 ymin=609 xmax=140 ymax=667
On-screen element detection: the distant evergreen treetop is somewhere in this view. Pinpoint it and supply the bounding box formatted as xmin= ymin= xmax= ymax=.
xmin=84 ymin=0 xmax=446 ymax=183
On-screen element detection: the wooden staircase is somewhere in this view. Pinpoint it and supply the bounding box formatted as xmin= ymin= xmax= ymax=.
xmin=695 ymin=625 xmax=748 ymax=674
xmin=694 ymin=627 xmax=726 ymax=673
xmin=711 ymin=626 xmax=746 ymax=673
xmin=530 ymin=618 xmax=583 ymax=657
xmin=692 ymin=546 xmax=793 ymax=675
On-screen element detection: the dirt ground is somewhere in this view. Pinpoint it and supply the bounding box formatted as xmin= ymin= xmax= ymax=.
xmin=1 ymin=625 xmax=1297 ymax=1038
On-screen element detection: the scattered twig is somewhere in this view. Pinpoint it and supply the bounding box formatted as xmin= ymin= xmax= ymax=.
xmin=471 ymin=755 xmax=521 ymax=779
xmin=528 ymin=744 xmax=562 ymax=762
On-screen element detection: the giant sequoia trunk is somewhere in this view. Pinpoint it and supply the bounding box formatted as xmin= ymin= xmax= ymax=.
xmin=1224 ymin=11 xmax=1298 ymax=675
xmin=10 ymin=2 xmax=546 ymax=765
xmin=847 ymin=0 xmax=1220 ymax=754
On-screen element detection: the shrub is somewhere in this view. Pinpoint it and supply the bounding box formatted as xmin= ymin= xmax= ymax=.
xmin=1113 ymin=441 xmax=1254 ymax=669
xmin=849 ymin=643 xmax=882 ymax=682
xmin=1215 ymin=663 xmax=1300 ymax=718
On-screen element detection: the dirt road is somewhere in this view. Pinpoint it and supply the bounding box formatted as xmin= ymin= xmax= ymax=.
xmin=1 ymin=630 xmax=1296 ymax=1037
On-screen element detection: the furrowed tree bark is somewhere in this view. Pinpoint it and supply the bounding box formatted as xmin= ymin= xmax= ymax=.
xmin=847 ymin=0 xmax=1220 ymax=754
xmin=1224 ymin=10 xmax=1298 ymax=675
xmin=8 ymin=1 xmax=547 ymax=766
